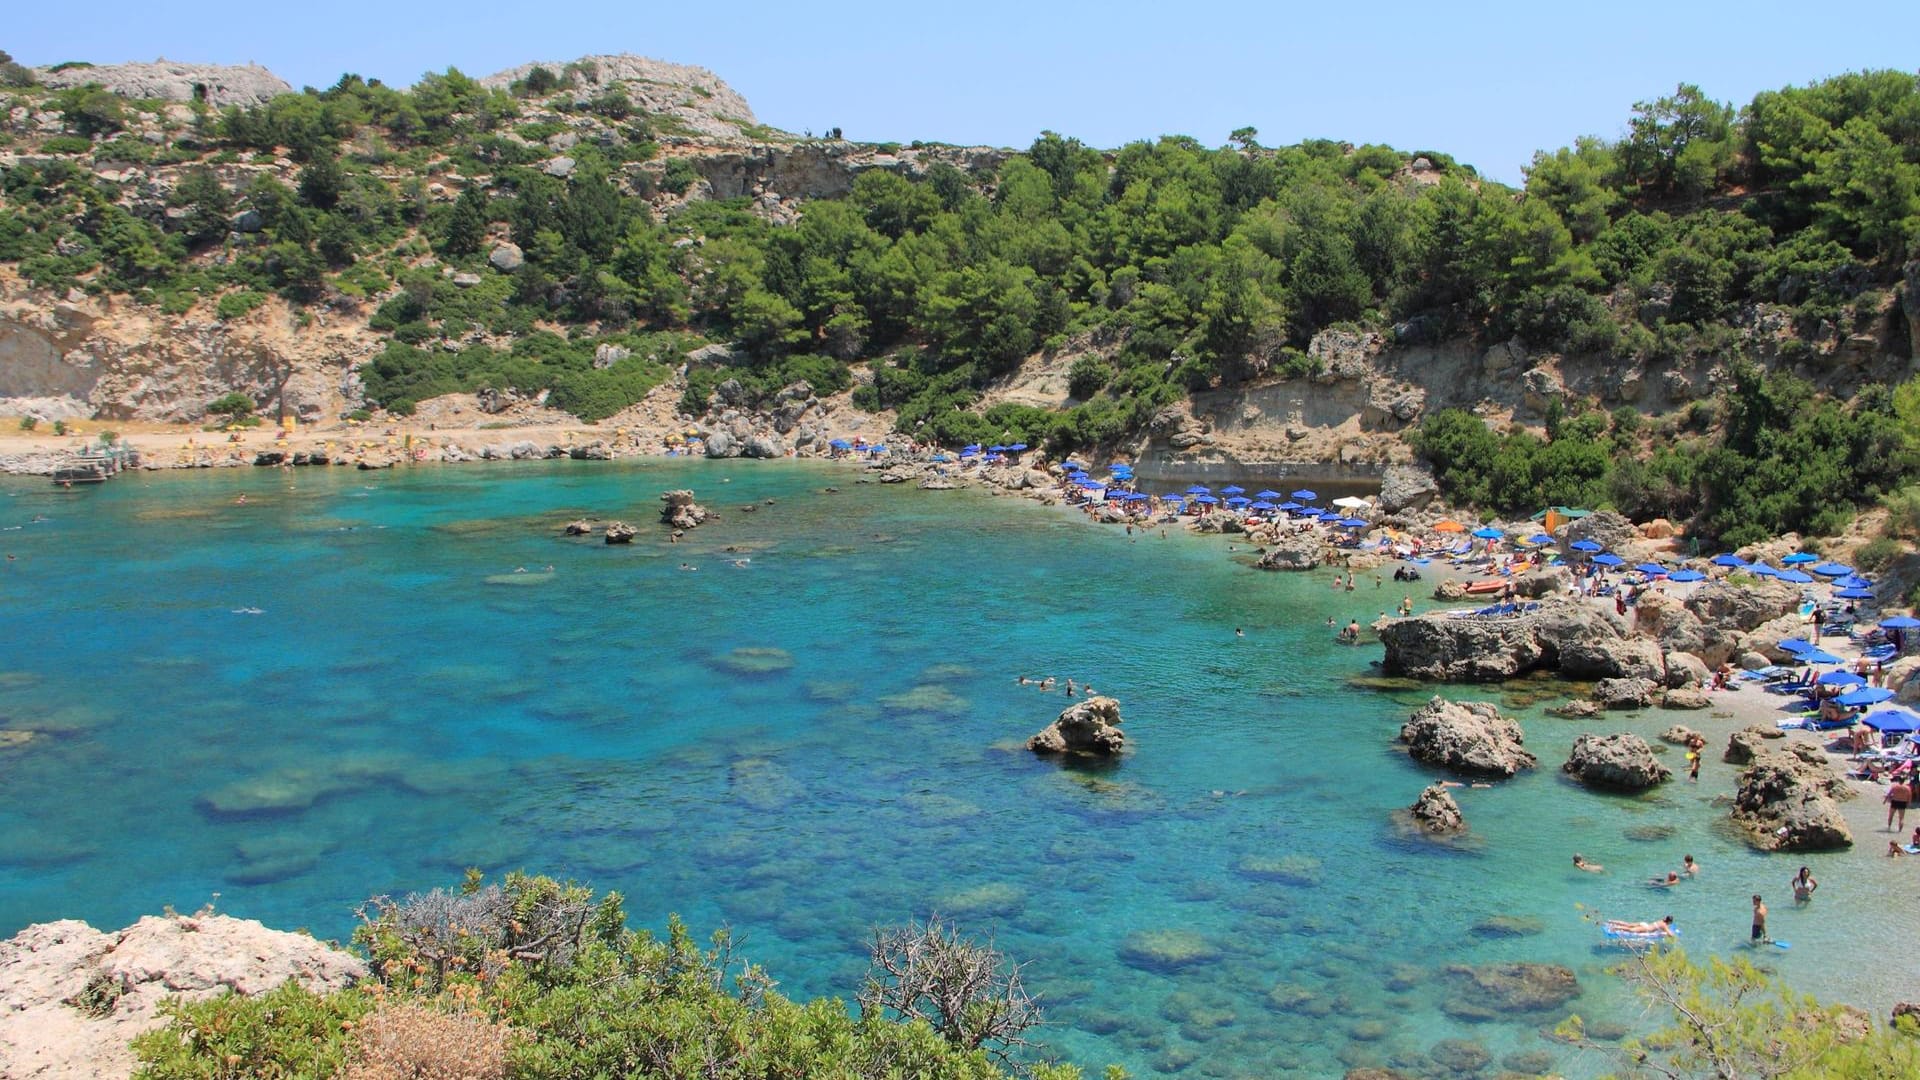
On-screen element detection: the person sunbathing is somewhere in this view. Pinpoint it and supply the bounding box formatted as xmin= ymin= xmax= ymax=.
xmin=1605 ymin=915 xmax=1676 ymax=936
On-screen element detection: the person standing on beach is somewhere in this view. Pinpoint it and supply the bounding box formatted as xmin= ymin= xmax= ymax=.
xmin=1751 ymin=895 xmax=1769 ymax=944
xmin=1888 ymin=775 xmax=1912 ymax=831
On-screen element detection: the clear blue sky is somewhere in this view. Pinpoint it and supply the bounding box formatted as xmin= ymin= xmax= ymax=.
xmin=10 ymin=1 xmax=1918 ymax=183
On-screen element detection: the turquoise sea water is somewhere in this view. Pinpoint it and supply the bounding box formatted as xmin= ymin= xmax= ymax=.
xmin=0 ymin=461 xmax=1891 ymax=1077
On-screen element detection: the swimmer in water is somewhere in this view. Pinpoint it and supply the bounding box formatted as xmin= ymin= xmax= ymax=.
xmin=1605 ymin=916 xmax=1676 ymax=937
xmin=1572 ymin=854 xmax=1604 ymax=873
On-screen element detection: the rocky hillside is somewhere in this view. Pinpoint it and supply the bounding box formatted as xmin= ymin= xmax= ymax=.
xmin=3 ymin=56 xmax=1919 ymax=544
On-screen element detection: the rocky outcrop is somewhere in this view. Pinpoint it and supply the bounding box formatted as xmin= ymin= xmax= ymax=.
xmin=1255 ymin=532 xmax=1324 ymax=571
xmin=1663 ymin=651 xmax=1711 ymax=689
xmin=1409 ymin=784 xmax=1466 ymax=834
xmin=478 ymin=54 xmax=759 ymax=141
xmin=35 ymin=60 xmax=291 ymax=108
xmin=0 ymin=912 xmax=365 ymax=1080
xmin=1724 ymin=725 xmax=1784 ymax=764
xmin=1562 ymin=733 xmax=1671 ymax=790
xmin=1660 ymin=725 xmax=1701 ymax=746
xmin=1685 ymin=580 xmax=1801 ymax=637
xmin=1560 ymin=511 xmax=1642 ymax=559
xmin=604 ymin=521 xmax=635 ymax=544
xmin=658 ymin=490 xmax=710 ymax=530
xmin=1377 ymin=465 xmax=1438 ymax=513
xmin=1028 ymin=696 xmax=1126 ymax=756
xmin=1378 ymin=596 xmax=1643 ymax=682
xmin=1511 ymin=566 xmax=1571 ymax=600
xmin=1731 ymin=745 xmax=1854 ymax=851
xmin=1398 ymin=697 xmax=1537 ymax=777
xmin=563 ymin=519 xmax=592 ymax=536
xmin=1593 ymin=677 xmax=1659 ymax=709
xmin=1660 ymin=687 xmax=1712 ymax=710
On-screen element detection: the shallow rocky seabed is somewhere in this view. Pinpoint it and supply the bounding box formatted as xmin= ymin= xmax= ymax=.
xmin=0 ymin=460 xmax=1898 ymax=1078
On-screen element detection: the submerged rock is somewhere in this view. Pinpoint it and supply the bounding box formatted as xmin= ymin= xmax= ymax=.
xmin=1562 ymin=733 xmax=1671 ymax=791
xmin=1438 ymin=962 xmax=1580 ymax=1020
xmin=1117 ymin=929 xmax=1222 ymax=971
xmin=1398 ymin=697 xmax=1537 ymax=777
xmin=1028 ymin=696 xmax=1126 ymax=756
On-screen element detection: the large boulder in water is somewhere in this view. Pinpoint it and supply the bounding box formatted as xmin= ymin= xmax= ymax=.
xmin=1028 ymin=696 xmax=1126 ymax=756
xmin=1408 ymin=783 xmax=1466 ymax=835
xmin=1593 ymin=676 xmax=1659 ymax=709
xmin=1255 ymin=532 xmax=1324 ymax=571
xmin=1731 ymin=744 xmax=1853 ymax=851
xmin=1379 ymin=596 xmax=1639 ymax=682
xmin=1399 ymin=697 xmax=1537 ymax=777
xmin=1724 ymin=725 xmax=1782 ymax=765
xmin=1563 ymin=733 xmax=1671 ymax=790
xmin=659 ymin=490 xmax=710 ymax=530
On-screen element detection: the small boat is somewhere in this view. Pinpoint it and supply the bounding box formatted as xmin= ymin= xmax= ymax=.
xmin=1461 ymin=579 xmax=1507 ymax=595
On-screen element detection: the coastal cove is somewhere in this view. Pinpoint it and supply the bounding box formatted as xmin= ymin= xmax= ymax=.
xmin=0 ymin=459 xmax=1908 ymax=1077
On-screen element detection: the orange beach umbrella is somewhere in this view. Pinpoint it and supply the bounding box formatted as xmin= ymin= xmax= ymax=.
xmin=1432 ymin=520 xmax=1466 ymax=533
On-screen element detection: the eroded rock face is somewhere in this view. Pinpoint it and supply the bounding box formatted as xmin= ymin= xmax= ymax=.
xmin=1399 ymin=697 xmax=1537 ymax=777
xmin=1379 ymin=597 xmax=1637 ymax=682
xmin=658 ymin=489 xmax=710 ymax=530
xmin=478 ymin=54 xmax=758 ymax=140
xmin=1732 ymin=745 xmax=1853 ymax=851
xmin=1594 ymin=677 xmax=1659 ymax=710
xmin=1409 ymin=783 xmax=1466 ymax=834
xmin=1685 ymin=580 xmax=1801 ymax=636
xmin=1028 ymin=696 xmax=1125 ymax=756
xmin=1377 ymin=465 xmax=1438 ymax=513
xmin=35 ymin=61 xmax=291 ymax=108
xmin=1563 ymin=733 xmax=1671 ymax=790
xmin=604 ymin=521 xmax=635 ymax=544
xmin=0 ymin=913 xmax=365 ymax=1080
xmin=1255 ymin=533 xmax=1324 ymax=571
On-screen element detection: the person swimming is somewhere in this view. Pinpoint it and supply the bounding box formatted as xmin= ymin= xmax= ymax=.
xmin=1649 ymin=871 xmax=1681 ymax=888
xmin=1573 ymin=854 xmax=1604 ymax=873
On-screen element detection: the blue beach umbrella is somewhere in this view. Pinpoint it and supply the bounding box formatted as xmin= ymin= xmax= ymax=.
xmin=1250 ymin=501 xmax=1276 ymax=511
xmin=1865 ymin=708 xmax=1920 ymax=733
xmin=1777 ymin=639 xmax=1816 ymax=654
xmin=1187 ymin=485 xmax=1211 ymax=495
xmin=1778 ymin=570 xmax=1815 ymax=584
xmin=1833 ymin=588 xmax=1875 ymax=600
xmin=1256 ymin=490 xmax=1283 ymax=500
xmin=1526 ymin=533 xmax=1555 ymax=545
xmin=1781 ymin=552 xmax=1818 ymax=565
xmin=1339 ymin=517 xmax=1370 ymax=528
xmin=1749 ymin=564 xmax=1782 ymax=577
xmin=1591 ymin=553 xmax=1624 ymax=566
xmin=1221 ymin=485 xmax=1246 ymax=495
xmin=1193 ymin=495 xmax=1218 ymax=505
xmin=1277 ymin=502 xmax=1301 ymax=511
xmin=988 ymin=445 xmax=1006 ymax=453
xmin=1836 ymin=687 xmax=1895 ymax=707
xmin=1007 ymin=443 xmax=1028 ymax=452
xmin=1062 ymin=460 xmax=1085 ymax=471
xmin=1881 ymin=616 xmax=1920 ymax=629
xmin=829 ymin=438 xmax=852 ymax=449
xmin=1799 ymin=648 xmax=1844 ymax=664
xmin=1668 ymin=569 xmax=1706 ymax=582
xmin=1835 ymin=575 xmax=1873 ymax=589
xmin=1710 ymin=554 xmax=1748 ymax=568
xmin=1472 ymin=527 xmax=1504 ymax=539
xmin=1570 ymin=540 xmax=1603 ymax=553
xmin=1635 ymin=562 xmax=1667 ymax=575
xmin=1291 ymin=489 xmax=1317 ymax=501
xmin=1226 ymin=496 xmax=1251 ymax=507
xmin=1816 ymin=670 xmax=1862 ymax=686
xmin=1812 ymin=563 xmax=1854 ymax=577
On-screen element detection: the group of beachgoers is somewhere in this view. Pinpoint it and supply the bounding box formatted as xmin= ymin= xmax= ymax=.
xmin=1015 ymin=675 xmax=1096 ymax=698
xmin=1582 ymin=855 xmax=1822 ymax=945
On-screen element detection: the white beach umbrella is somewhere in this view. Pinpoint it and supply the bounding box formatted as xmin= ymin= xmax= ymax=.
xmin=1331 ymin=496 xmax=1370 ymax=510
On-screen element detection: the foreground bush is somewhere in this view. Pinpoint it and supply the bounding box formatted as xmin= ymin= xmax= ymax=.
xmin=134 ymin=872 xmax=1100 ymax=1080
